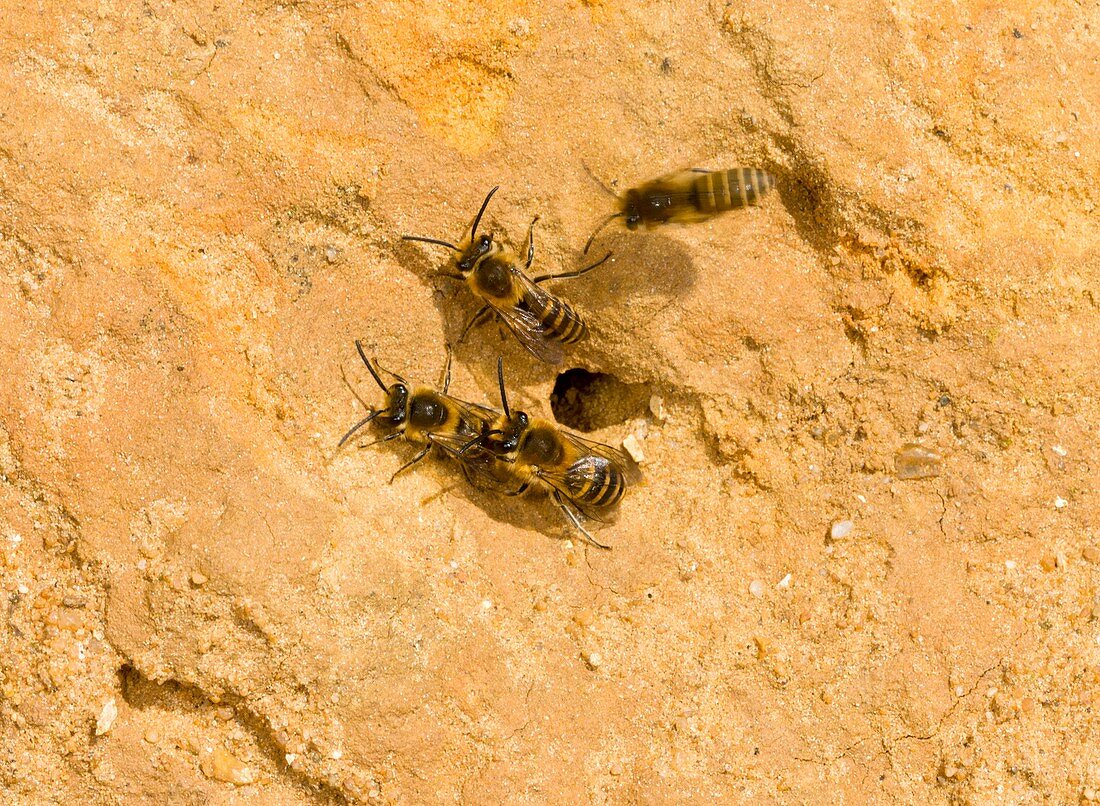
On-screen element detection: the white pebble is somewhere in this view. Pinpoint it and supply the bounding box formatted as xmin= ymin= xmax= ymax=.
xmin=331 ymin=748 xmax=343 ymax=760
xmin=777 ymin=574 xmax=792 ymax=589
xmin=95 ymin=698 xmax=118 ymax=736
xmin=481 ymin=599 xmax=493 ymax=609
xmin=649 ymin=394 xmax=667 ymax=422
xmin=583 ymin=651 xmax=602 ymax=669
xmin=1005 ymin=560 xmax=1017 ymax=570
xmin=621 ymin=434 xmax=646 ymax=464
xmin=1054 ymin=497 xmax=1067 ymax=509
xmin=830 ymin=520 xmax=854 ymax=540
xmin=1052 ymin=444 xmax=1068 ymax=456
xmin=748 ymin=579 xmax=765 ymax=597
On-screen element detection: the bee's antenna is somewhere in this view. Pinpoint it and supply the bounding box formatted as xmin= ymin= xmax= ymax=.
xmin=355 ymin=340 xmax=389 ymax=392
xmin=402 ymin=235 xmax=460 ymax=251
xmin=337 ymin=409 xmax=383 ymax=448
xmin=581 ymin=161 xmax=620 ymax=200
xmin=496 ymin=356 xmax=511 ymax=419
xmin=470 ymin=186 xmax=500 ymax=238
xmin=582 ymin=212 xmax=622 ymax=255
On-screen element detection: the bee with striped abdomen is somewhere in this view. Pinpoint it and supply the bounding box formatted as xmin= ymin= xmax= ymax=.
xmin=459 ymin=358 xmax=641 ymax=548
xmin=584 ymin=166 xmax=776 ymax=252
xmin=338 ymin=340 xmax=498 ymax=483
xmin=403 ymin=187 xmax=611 ymax=365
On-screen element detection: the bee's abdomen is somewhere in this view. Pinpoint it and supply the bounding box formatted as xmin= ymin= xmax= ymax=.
xmin=693 ymin=168 xmax=775 ymax=214
xmin=565 ymin=457 xmax=625 ymax=508
xmin=523 ymin=290 xmax=588 ymax=344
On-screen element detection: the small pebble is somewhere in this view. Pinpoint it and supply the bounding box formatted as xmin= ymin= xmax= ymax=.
xmin=1054 ymin=497 xmax=1067 ymax=509
xmin=621 ymin=433 xmax=646 ymax=464
xmin=748 ymin=579 xmax=765 ymax=598
xmin=894 ymin=443 xmax=943 ymax=480
xmin=95 ymin=699 xmax=118 ymax=736
xmin=202 ymin=747 xmax=255 ymax=785
xmin=609 ymin=762 xmax=623 ymax=776
xmin=324 ymin=245 xmax=339 ymax=264
xmin=1004 ymin=560 xmax=1017 ymax=570
xmin=648 ymin=394 xmax=667 ymax=422
xmin=1082 ymin=547 xmax=1100 ymax=564
xmin=583 ymin=651 xmax=602 ymax=669
xmin=481 ymin=599 xmax=492 ymax=610
xmin=190 ymin=570 xmax=208 ymax=587
xmin=829 ymin=520 xmax=854 ymax=541
xmin=1040 ymin=555 xmax=1057 ymax=572
xmin=777 ymin=574 xmax=792 ymax=589
xmin=1052 ymin=444 xmax=1068 ymax=456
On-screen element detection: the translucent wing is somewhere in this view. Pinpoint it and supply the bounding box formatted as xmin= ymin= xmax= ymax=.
xmin=486 ymin=291 xmax=565 ymax=365
xmin=556 ymin=430 xmax=644 ymax=485
xmin=435 ymin=437 xmax=529 ymax=494
xmin=423 ymin=398 xmax=497 ymax=454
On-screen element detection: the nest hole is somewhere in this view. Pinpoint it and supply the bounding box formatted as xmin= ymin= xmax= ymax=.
xmin=549 ymin=368 xmax=649 ymax=432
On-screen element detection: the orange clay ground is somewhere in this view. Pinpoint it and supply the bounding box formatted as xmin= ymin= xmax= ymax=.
xmin=1 ymin=1 xmax=1099 ymax=803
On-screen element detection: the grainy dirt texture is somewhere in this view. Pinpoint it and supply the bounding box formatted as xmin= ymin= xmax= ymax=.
xmin=2 ymin=1 xmax=1099 ymax=803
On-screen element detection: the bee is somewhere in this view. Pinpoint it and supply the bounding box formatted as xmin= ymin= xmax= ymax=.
xmin=403 ymin=187 xmax=611 ymax=365
xmin=459 ymin=358 xmax=641 ymax=549
xmin=583 ymin=166 xmax=776 ymax=252
xmin=338 ymin=340 xmax=498 ymax=483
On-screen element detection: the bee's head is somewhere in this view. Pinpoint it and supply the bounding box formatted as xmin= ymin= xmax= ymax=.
xmin=380 ymin=382 xmax=409 ymax=428
xmin=456 ymin=232 xmax=494 ymax=274
xmin=483 ymin=409 xmax=527 ymax=456
xmin=400 ymin=186 xmax=501 ymax=275
xmin=622 ymin=189 xmax=643 ymax=230
xmin=338 ymin=343 xmax=411 ymax=448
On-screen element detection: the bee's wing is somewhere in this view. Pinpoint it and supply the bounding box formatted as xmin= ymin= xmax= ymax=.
xmin=447 ymin=443 xmax=525 ymax=494
xmin=421 ymin=396 xmax=493 ymax=452
xmin=486 ymin=282 xmax=565 ymax=365
xmin=557 ymin=431 xmax=644 ymax=485
xmin=639 ymin=170 xmax=716 ymax=224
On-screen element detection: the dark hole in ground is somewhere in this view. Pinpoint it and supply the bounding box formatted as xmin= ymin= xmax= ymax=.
xmin=549 ymin=368 xmax=650 ymax=432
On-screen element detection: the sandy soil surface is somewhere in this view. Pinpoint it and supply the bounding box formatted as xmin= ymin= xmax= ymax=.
xmin=2 ymin=1 xmax=1099 ymax=803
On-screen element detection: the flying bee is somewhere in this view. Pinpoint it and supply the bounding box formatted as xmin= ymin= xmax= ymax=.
xmin=583 ymin=166 xmax=776 ymax=253
xmin=459 ymin=358 xmax=642 ymax=549
xmin=338 ymin=340 xmax=498 ymax=483
xmin=402 ymin=187 xmax=612 ymax=365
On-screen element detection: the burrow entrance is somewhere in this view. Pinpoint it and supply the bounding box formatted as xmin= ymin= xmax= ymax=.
xmin=549 ymin=368 xmax=650 ymax=432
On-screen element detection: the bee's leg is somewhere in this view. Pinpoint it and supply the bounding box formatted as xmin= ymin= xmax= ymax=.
xmin=356 ymin=431 xmax=403 ymax=450
xmin=389 ymin=444 xmax=431 ymax=483
xmin=552 ymin=491 xmax=611 ymax=550
xmin=523 ymin=215 xmax=540 ymax=271
xmin=531 ymin=251 xmax=612 ymax=285
xmin=502 ymin=478 xmax=532 ymax=497
xmin=459 ymin=305 xmax=493 ymax=343
xmin=438 ymin=346 xmax=454 ymax=393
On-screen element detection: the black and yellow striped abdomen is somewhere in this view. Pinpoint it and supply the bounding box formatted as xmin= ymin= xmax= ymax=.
xmin=692 ymin=168 xmax=775 ymax=215
xmin=563 ymin=456 xmax=626 ymax=508
xmin=521 ymin=288 xmax=588 ymax=345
